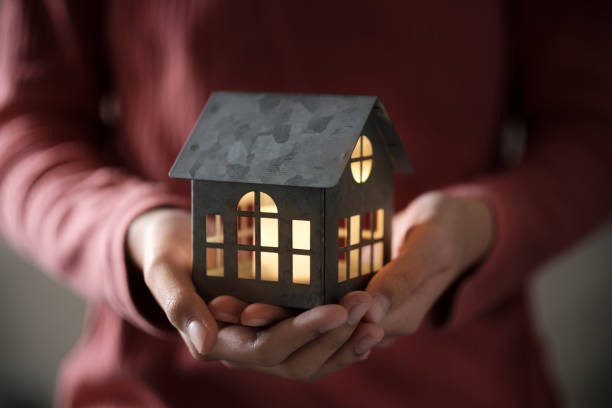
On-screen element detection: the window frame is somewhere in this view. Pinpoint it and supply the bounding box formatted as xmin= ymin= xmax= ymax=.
xmin=337 ymin=208 xmax=384 ymax=282
xmin=236 ymin=191 xmax=279 ymax=281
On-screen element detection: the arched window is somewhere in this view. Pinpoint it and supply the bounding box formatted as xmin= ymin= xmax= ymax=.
xmin=237 ymin=191 xmax=279 ymax=281
xmin=350 ymin=135 xmax=373 ymax=183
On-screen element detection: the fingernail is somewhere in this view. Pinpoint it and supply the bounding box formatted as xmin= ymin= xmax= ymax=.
xmin=348 ymin=302 xmax=369 ymax=326
xmin=187 ymin=320 xmax=207 ymax=355
xmin=355 ymin=336 xmax=379 ymax=355
xmin=369 ymin=294 xmax=390 ymax=324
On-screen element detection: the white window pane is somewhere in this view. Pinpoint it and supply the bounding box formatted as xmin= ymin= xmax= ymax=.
xmin=260 ymin=217 xmax=278 ymax=247
xmin=261 ymin=252 xmax=278 ymax=282
xmin=293 ymin=254 xmax=310 ymax=285
xmin=292 ymin=220 xmax=310 ymax=250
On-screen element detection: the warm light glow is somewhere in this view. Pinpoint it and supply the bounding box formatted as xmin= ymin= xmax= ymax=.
xmin=373 ymin=242 xmax=384 ymax=271
xmin=351 ymin=138 xmax=361 ymax=159
xmin=338 ymin=253 xmax=347 ymax=282
xmin=206 ymin=248 xmax=224 ymax=277
xmin=374 ymin=209 xmax=384 ymax=239
xmin=292 ymin=220 xmax=310 ymax=250
xmin=350 ymin=215 xmax=360 ymax=245
xmin=293 ymin=254 xmax=310 ymax=284
xmin=361 ymin=245 xmax=372 ymax=275
xmin=349 ymin=249 xmax=359 ymax=278
xmin=237 ymin=216 xmax=254 ymax=245
xmin=351 ymin=162 xmax=362 ymax=182
xmin=350 ymin=136 xmax=373 ymax=183
xmin=260 ymin=217 xmax=278 ymax=247
xmin=362 ymin=136 xmax=373 ymax=157
xmin=361 ymin=213 xmax=372 ymax=240
xmin=361 ymin=159 xmax=372 ymax=182
xmin=238 ymin=191 xmax=255 ymax=211
xmin=260 ymin=192 xmax=278 ymax=213
xmin=205 ymin=214 xmax=224 ymax=243
xmin=238 ymin=250 xmax=255 ymax=279
xmin=338 ymin=218 xmax=347 ymax=247
xmin=261 ymin=252 xmax=278 ymax=281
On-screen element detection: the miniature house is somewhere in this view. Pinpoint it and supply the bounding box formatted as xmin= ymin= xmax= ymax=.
xmin=170 ymin=92 xmax=413 ymax=308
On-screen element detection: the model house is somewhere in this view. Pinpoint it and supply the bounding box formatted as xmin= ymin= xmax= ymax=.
xmin=170 ymin=91 xmax=413 ymax=308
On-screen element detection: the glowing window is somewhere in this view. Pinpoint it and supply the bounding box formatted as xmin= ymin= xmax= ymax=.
xmin=237 ymin=191 xmax=255 ymax=211
xmin=292 ymin=220 xmax=311 ymax=285
xmin=361 ymin=213 xmax=372 ymax=241
xmin=261 ymin=252 xmax=278 ymax=281
xmin=337 ymin=209 xmax=385 ymax=282
xmin=338 ymin=218 xmax=347 ymax=248
xmin=237 ymin=216 xmax=255 ymax=245
xmin=361 ymin=245 xmax=372 ymax=275
xmin=260 ymin=192 xmax=278 ymax=213
xmin=350 ymin=135 xmax=373 ymax=183
xmin=350 ymin=215 xmax=360 ymax=246
xmin=260 ymin=217 xmax=278 ymax=247
xmin=374 ymin=208 xmax=384 ymax=239
xmin=373 ymin=242 xmax=384 ymax=271
xmin=206 ymin=248 xmax=224 ymax=277
xmin=349 ymin=249 xmax=359 ymax=279
xmin=238 ymin=250 xmax=255 ymax=279
xmin=292 ymin=220 xmax=310 ymax=250
xmin=293 ymin=254 xmax=310 ymax=285
xmin=338 ymin=252 xmax=347 ymax=282
xmin=205 ymin=214 xmax=224 ymax=243
xmin=236 ymin=191 xmax=279 ymax=282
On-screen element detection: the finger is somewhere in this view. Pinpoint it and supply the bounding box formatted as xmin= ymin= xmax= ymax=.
xmin=207 ymin=304 xmax=348 ymax=365
xmin=223 ymin=292 xmax=372 ymax=381
xmin=240 ymin=303 xmax=296 ymax=327
xmin=208 ymin=296 xmax=249 ymax=324
xmin=144 ymin=259 xmax=217 ymax=355
xmin=364 ymin=226 xmax=442 ymax=324
xmin=310 ymin=322 xmax=384 ymax=382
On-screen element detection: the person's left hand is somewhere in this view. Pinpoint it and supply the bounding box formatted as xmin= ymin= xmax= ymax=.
xmin=363 ymin=191 xmax=494 ymax=347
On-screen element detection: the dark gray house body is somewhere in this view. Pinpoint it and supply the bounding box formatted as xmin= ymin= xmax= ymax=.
xmin=170 ymin=91 xmax=412 ymax=308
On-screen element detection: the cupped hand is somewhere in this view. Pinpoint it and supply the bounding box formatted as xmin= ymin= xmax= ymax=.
xmin=127 ymin=208 xmax=382 ymax=382
xmin=363 ymin=191 xmax=494 ymax=346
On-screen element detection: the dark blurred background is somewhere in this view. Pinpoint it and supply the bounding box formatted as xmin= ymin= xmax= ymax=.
xmin=1 ymin=222 xmax=611 ymax=407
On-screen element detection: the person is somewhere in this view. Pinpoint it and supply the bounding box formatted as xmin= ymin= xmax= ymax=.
xmin=1 ymin=1 xmax=610 ymax=407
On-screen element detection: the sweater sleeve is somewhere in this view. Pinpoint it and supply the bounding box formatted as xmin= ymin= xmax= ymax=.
xmin=437 ymin=0 xmax=612 ymax=328
xmin=0 ymin=2 xmax=188 ymax=336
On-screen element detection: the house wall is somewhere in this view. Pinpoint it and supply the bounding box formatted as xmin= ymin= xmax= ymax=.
xmin=193 ymin=180 xmax=325 ymax=308
xmin=324 ymin=114 xmax=395 ymax=304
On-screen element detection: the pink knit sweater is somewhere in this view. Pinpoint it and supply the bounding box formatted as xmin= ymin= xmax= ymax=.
xmin=1 ymin=1 xmax=610 ymax=407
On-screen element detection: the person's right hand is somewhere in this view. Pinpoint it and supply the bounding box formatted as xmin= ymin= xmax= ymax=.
xmin=127 ymin=207 xmax=383 ymax=382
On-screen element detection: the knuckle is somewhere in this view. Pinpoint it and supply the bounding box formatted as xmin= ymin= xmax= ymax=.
xmin=250 ymin=335 xmax=281 ymax=367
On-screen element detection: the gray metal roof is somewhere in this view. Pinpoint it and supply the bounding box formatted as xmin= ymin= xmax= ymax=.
xmin=170 ymin=91 xmax=412 ymax=188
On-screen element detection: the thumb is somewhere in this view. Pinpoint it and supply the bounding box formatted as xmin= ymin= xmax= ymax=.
xmin=363 ymin=226 xmax=442 ymax=326
xmin=145 ymin=259 xmax=218 ymax=356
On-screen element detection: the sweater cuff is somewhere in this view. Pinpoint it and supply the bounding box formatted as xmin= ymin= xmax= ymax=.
xmin=107 ymin=187 xmax=190 ymax=338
